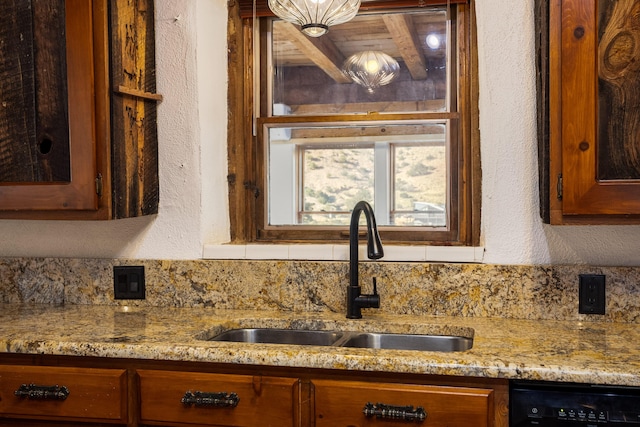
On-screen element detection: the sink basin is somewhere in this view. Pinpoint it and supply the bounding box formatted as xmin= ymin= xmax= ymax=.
xmin=206 ymin=328 xmax=473 ymax=352
xmin=340 ymin=332 xmax=473 ymax=352
xmin=210 ymin=328 xmax=344 ymax=346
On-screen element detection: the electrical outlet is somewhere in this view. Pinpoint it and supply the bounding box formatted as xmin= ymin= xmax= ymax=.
xmin=578 ymin=274 xmax=605 ymax=315
xmin=113 ymin=266 xmax=145 ymax=300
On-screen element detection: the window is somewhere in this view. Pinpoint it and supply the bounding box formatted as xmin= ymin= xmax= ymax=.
xmin=268 ymin=121 xmax=447 ymax=227
xmin=227 ymin=0 xmax=479 ymax=245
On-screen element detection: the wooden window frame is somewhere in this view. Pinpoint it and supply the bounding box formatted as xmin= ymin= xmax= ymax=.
xmin=227 ymin=0 xmax=480 ymax=245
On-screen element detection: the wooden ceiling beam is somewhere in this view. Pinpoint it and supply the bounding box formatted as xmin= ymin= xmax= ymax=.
xmin=274 ymin=22 xmax=352 ymax=84
xmin=383 ymin=14 xmax=428 ymax=80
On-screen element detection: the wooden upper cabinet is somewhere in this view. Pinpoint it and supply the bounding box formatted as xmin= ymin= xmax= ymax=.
xmin=540 ymin=0 xmax=640 ymax=224
xmin=0 ymin=0 xmax=159 ymax=220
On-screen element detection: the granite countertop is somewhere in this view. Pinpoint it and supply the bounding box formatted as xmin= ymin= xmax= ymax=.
xmin=1 ymin=303 xmax=638 ymax=386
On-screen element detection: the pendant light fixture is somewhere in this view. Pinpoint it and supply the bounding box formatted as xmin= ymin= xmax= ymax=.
xmin=268 ymin=0 xmax=361 ymax=37
xmin=343 ymin=51 xmax=400 ymax=93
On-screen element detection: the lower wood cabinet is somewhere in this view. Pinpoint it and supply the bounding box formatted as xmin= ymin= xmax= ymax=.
xmin=312 ymin=379 xmax=493 ymax=426
xmin=137 ymin=370 xmax=300 ymax=427
xmin=0 ymin=365 xmax=127 ymax=425
xmin=0 ymin=356 xmax=508 ymax=427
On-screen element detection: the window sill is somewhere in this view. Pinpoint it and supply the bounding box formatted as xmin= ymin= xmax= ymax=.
xmin=202 ymin=244 xmax=484 ymax=263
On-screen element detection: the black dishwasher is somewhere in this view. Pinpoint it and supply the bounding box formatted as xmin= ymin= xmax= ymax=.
xmin=511 ymin=381 xmax=640 ymax=426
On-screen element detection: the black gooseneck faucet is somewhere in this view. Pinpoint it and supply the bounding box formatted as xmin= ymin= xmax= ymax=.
xmin=347 ymin=201 xmax=384 ymax=319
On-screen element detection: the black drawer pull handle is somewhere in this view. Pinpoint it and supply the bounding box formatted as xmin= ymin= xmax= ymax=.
xmin=181 ymin=391 xmax=240 ymax=408
xmin=15 ymin=384 xmax=70 ymax=401
xmin=363 ymin=402 xmax=427 ymax=422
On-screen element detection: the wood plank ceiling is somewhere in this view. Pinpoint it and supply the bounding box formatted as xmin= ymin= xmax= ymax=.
xmin=272 ymin=11 xmax=447 ymax=84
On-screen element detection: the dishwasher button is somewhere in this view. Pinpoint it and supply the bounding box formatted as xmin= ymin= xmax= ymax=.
xmin=528 ymin=407 xmax=542 ymax=418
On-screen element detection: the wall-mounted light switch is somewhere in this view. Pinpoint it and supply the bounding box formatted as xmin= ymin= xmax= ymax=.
xmin=113 ymin=266 xmax=145 ymax=300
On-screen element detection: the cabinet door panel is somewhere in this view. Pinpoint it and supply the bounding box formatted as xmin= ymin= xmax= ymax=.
xmin=138 ymin=370 xmax=299 ymax=427
xmin=312 ymin=379 xmax=492 ymax=427
xmin=597 ymin=1 xmax=640 ymax=181
xmin=557 ymin=0 xmax=640 ymax=216
xmin=0 ymin=0 xmax=70 ymax=184
xmin=0 ymin=365 xmax=127 ymax=423
xmin=0 ymin=0 xmax=99 ymax=212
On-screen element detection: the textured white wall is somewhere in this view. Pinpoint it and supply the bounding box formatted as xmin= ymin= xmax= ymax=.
xmin=475 ymin=1 xmax=546 ymax=263
xmin=0 ymin=0 xmax=639 ymax=265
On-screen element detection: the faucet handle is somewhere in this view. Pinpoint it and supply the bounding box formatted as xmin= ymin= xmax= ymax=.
xmin=369 ymin=277 xmax=380 ymax=309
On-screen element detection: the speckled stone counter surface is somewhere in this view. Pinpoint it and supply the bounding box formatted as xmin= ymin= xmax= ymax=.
xmin=2 ymin=303 xmax=639 ymax=387
xmin=2 ymin=258 xmax=640 ymax=387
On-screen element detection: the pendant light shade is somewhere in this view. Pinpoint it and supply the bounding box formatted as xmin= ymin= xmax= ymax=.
xmin=268 ymin=0 xmax=361 ymax=37
xmin=343 ymin=51 xmax=400 ymax=93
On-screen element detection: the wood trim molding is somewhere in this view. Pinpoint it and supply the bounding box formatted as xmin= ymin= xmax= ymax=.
xmin=109 ymin=0 xmax=160 ymax=218
xmin=238 ymin=0 xmax=468 ymax=19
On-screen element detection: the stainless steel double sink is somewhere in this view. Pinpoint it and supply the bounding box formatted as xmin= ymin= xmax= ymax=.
xmin=205 ymin=328 xmax=473 ymax=352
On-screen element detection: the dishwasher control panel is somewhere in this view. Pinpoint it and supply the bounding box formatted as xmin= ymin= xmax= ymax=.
xmin=511 ymin=381 xmax=640 ymax=426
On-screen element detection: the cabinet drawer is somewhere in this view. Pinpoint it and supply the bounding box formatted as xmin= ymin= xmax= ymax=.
xmin=312 ymin=379 xmax=492 ymax=427
xmin=138 ymin=370 xmax=299 ymax=427
xmin=0 ymin=365 xmax=127 ymax=423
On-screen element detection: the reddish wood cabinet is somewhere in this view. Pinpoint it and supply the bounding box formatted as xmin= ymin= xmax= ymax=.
xmin=138 ymin=370 xmax=300 ymax=427
xmin=0 ymin=365 xmax=127 ymax=425
xmin=539 ymin=0 xmax=640 ymax=223
xmin=312 ymin=379 xmax=493 ymax=427
xmin=0 ymin=356 xmax=509 ymax=427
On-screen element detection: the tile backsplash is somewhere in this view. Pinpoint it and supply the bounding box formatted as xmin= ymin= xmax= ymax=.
xmin=1 ymin=258 xmax=639 ymax=323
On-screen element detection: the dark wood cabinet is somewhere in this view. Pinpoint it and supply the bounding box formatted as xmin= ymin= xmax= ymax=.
xmin=0 ymin=0 xmax=71 ymax=184
xmin=538 ymin=0 xmax=640 ymax=224
xmin=0 ymin=0 xmax=159 ymax=220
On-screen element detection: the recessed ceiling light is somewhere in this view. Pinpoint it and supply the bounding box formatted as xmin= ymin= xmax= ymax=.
xmin=426 ymin=34 xmax=441 ymax=49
